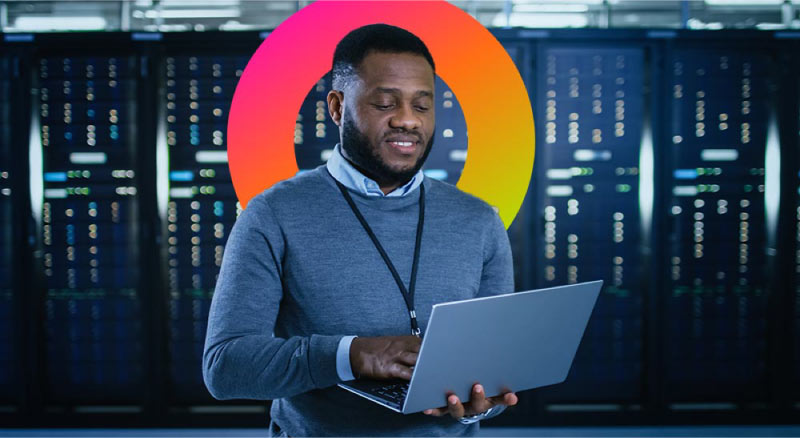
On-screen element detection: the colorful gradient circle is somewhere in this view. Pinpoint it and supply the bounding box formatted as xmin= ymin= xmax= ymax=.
xmin=227 ymin=0 xmax=535 ymax=228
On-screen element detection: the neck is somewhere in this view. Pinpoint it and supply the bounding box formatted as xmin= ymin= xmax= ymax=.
xmin=378 ymin=182 xmax=402 ymax=196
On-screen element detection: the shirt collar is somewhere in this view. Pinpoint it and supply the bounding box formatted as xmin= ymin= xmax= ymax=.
xmin=326 ymin=143 xmax=424 ymax=197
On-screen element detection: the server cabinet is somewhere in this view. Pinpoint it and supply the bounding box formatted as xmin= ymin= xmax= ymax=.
xmin=0 ymin=50 xmax=18 ymax=409
xmin=532 ymin=43 xmax=647 ymax=404
xmin=35 ymin=51 xmax=146 ymax=405
xmin=162 ymin=53 xmax=248 ymax=402
xmin=662 ymin=47 xmax=773 ymax=402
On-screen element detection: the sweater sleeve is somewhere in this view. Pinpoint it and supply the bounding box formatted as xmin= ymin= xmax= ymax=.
xmin=475 ymin=210 xmax=515 ymax=421
xmin=202 ymin=195 xmax=343 ymax=400
xmin=477 ymin=208 xmax=515 ymax=298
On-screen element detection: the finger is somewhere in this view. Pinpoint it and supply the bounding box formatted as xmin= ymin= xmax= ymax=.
xmin=404 ymin=336 xmax=422 ymax=353
xmin=446 ymin=394 xmax=465 ymax=419
xmin=397 ymin=351 xmax=419 ymax=366
xmin=423 ymin=407 xmax=449 ymax=417
xmin=504 ymin=392 xmax=519 ymax=406
xmin=388 ymin=362 xmax=414 ymax=380
xmin=467 ymin=384 xmax=492 ymax=414
xmin=488 ymin=391 xmax=519 ymax=407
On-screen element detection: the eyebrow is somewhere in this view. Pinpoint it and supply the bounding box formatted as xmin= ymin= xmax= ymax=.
xmin=374 ymin=87 xmax=433 ymax=98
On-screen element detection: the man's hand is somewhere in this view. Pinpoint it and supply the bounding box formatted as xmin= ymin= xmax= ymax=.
xmin=349 ymin=336 xmax=421 ymax=380
xmin=422 ymin=383 xmax=518 ymax=419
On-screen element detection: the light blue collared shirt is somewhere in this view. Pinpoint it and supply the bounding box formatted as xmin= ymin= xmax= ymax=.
xmin=326 ymin=143 xmax=424 ymax=198
xmin=326 ymin=143 xmax=424 ymax=381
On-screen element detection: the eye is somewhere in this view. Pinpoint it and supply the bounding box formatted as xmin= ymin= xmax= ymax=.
xmin=415 ymin=106 xmax=430 ymax=112
xmin=373 ymin=104 xmax=394 ymax=110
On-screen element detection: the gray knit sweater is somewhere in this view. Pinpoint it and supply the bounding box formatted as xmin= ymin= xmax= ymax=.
xmin=202 ymin=166 xmax=514 ymax=436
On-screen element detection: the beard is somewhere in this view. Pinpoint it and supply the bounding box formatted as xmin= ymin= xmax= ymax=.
xmin=340 ymin=113 xmax=433 ymax=188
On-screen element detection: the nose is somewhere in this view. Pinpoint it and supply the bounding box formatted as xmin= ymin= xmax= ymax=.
xmin=389 ymin=102 xmax=421 ymax=131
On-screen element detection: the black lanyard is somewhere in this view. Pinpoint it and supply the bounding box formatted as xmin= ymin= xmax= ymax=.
xmin=332 ymin=177 xmax=425 ymax=337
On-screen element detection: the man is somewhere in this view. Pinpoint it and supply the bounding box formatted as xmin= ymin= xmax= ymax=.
xmin=203 ymin=24 xmax=517 ymax=436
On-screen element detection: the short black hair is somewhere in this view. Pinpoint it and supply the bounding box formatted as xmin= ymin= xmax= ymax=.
xmin=331 ymin=23 xmax=435 ymax=90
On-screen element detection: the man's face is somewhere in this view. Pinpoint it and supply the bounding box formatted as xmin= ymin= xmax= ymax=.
xmin=336 ymin=51 xmax=435 ymax=187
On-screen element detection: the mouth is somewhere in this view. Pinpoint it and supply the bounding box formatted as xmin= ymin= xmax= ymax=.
xmin=385 ymin=136 xmax=421 ymax=155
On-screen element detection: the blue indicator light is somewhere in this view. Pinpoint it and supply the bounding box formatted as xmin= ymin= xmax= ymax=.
xmin=131 ymin=32 xmax=163 ymax=41
xmin=674 ymin=169 xmax=698 ymax=180
xmin=169 ymin=171 xmax=194 ymax=182
xmin=44 ymin=172 xmax=67 ymax=182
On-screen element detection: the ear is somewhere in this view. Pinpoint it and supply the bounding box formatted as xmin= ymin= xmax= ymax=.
xmin=327 ymin=90 xmax=344 ymax=126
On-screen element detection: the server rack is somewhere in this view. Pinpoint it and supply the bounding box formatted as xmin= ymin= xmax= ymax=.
xmin=784 ymin=38 xmax=800 ymax=413
xmin=0 ymin=44 xmax=17 ymax=412
xmin=30 ymin=36 xmax=154 ymax=417
xmin=154 ymin=33 xmax=265 ymax=422
xmin=1 ymin=35 xmax=37 ymax=420
xmin=162 ymin=52 xmax=248 ymax=404
xmin=662 ymin=45 xmax=772 ymax=404
xmin=534 ymin=42 xmax=646 ymax=403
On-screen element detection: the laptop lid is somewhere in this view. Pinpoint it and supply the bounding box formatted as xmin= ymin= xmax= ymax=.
xmin=401 ymin=280 xmax=603 ymax=414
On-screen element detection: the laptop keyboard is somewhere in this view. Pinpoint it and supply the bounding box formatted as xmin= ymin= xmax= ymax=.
xmin=373 ymin=381 xmax=409 ymax=403
xmin=340 ymin=379 xmax=411 ymax=411
xmin=359 ymin=380 xmax=410 ymax=410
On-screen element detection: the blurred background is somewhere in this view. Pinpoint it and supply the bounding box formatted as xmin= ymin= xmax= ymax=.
xmin=1 ymin=0 xmax=800 ymax=435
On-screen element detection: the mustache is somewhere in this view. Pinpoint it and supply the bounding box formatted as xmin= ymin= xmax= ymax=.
xmin=383 ymin=130 xmax=423 ymax=142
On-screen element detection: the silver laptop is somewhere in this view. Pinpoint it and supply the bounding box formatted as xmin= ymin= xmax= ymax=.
xmin=337 ymin=280 xmax=603 ymax=414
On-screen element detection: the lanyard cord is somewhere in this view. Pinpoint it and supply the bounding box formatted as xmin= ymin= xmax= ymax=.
xmin=332 ymin=177 xmax=425 ymax=337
